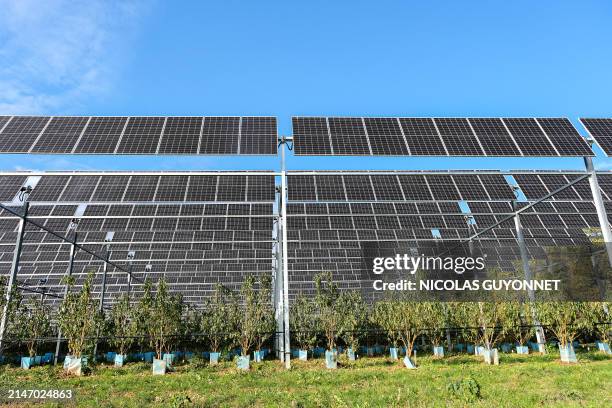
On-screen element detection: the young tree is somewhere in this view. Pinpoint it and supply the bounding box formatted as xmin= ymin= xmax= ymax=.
xmin=478 ymin=302 xmax=510 ymax=351
xmin=395 ymin=301 xmax=425 ymax=359
xmin=372 ymin=300 xmax=402 ymax=350
xmin=338 ymin=291 xmax=367 ymax=353
xmin=20 ymin=297 xmax=51 ymax=358
xmin=536 ymin=302 xmax=592 ymax=348
xmin=504 ymin=301 xmax=535 ymax=347
xmin=290 ymin=294 xmax=319 ymax=351
xmin=590 ymin=302 xmax=611 ymax=345
xmin=147 ymin=279 xmax=184 ymax=359
xmin=200 ymin=283 xmax=235 ymax=353
xmin=135 ymin=279 xmax=154 ymax=353
xmin=314 ymin=272 xmax=342 ymax=351
xmin=421 ymin=301 xmax=447 ymax=350
xmin=57 ymin=273 xmax=102 ymax=358
xmin=0 ymin=277 xmax=23 ymax=355
xmin=109 ymin=294 xmax=138 ymax=358
xmin=235 ymin=275 xmax=259 ymax=357
xmin=253 ymin=275 xmax=275 ymax=354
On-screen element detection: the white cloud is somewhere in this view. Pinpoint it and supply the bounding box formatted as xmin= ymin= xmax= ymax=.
xmin=0 ymin=0 xmax=147 ymax=114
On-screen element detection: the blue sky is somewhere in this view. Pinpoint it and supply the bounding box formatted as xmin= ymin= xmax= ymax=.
xmin=0 ymin=0 xmax=611 ymax=172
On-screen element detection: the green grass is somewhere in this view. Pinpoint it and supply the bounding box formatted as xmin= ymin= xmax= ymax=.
xmin=1 ymin=351 xmax=611 ymax=407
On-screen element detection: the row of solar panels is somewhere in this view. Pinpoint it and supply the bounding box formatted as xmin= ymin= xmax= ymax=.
xmin=0 ymin=175 xmax=276 ymax=203
xmin=286 ymin=173 xmax=604 ymax=202
xmin=1 ymin=116 xmax=612 ymax=157
xmin=0 ymin=116 xmax=277 ymax=155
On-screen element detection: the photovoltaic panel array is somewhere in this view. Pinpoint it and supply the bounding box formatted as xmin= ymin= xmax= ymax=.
xmin=580 ymin=118 xmax=612 ymax=156
xmin=292 ymin=117 xmax=593 ymax=157
xmin=287 ymin=172 xmax=515 ymax=201
xmin=284 ymin=170 xmax=603 ymax=300
xmin=0 ymin=172 xmax=277 ymax=304
xmin=0 ymin=116 xmax=277 ymax=155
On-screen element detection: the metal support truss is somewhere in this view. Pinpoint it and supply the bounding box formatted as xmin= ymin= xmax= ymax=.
xmin=585 ymin=157 xmax=612 ymax=266
xmin=0 ymin=200 xmax=29 ymax=354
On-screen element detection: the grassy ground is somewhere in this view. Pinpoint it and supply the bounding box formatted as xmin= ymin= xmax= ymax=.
xmin=0 ymin=351 xmax=610 ymax=407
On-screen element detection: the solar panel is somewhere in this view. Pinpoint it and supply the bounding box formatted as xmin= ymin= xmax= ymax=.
xmin=478 ymin=174 xmax=515 ymax=200
xmin=513 ymin=174 xmax=550 ymax=200
xmin=363 ymin=118 xmax=409 ymax=155
xmin=315 ymin=175 xmax=346 ymax=201
xmin=246 ymin=175 xmax=276 ymax=201
xmin=371 ymin=175 xmax=404 ymax=200
xmin=31 ymin=117 xmax=89 ymax=153
xmin=0 ymin=176 xmax=26 ymax=202
xmin=580 ymin=118 xmax=612 ymax=156
xmin=60 ymin=176 xmax=100 ymax=201
xmin=240 ymin=117 xmax=277 ymax=155
xmin=536 ymin=118 xmax=592 ymax=156
xmin=398 ymin=118 xmax=447 ymax=155
xmin=217 ymin=176 xmax=246 ymax=201
xmin=0 ymin=116 xmax=51 ymax=152
xmin=123 ymin=176 xmax=159 ymax=202
xmin=74 ymin=117 xmax=128 ymax=154
xmin=425 ymin=175 xmax=461 ymax=200
xmin=28 ymin=176 xmax=70 ymax=201
xmin=343 ymin=175 xmax=375 ymax=200
xmin=537 ymin=174 xmax=581 ymax=200
xmin=91 ymin=176 xmax=129 ymax=201
xmin=397 ymin=175 xmax=433 ymax=200
xmin=502 ymin=118 xmax=558 ymax=156
xmin=328 ymin=118 xmax=370 ymax=155
xmin=288 ymin=175 xmax=317 ymax=201
xmin=155 ymin=176 xmax=188 ymax=201
xmin=434 ymin=118 xmax=484 ymax=156
xmin=292 ymin=117 xmax=332 ymax=155
xmin=186 ymin=176 xmax=218 ymax=201
xmin=468 ymin=118 xmax=521 ymax=156
xmin=200 ymin=117 xmax=239 ymax=154
xmin=452 ymin=175 xmax=488 ymax=200
xmin=116 ymin=117 xmax=165 ymax=154
xmin=158 ymin=117 xmax=202 ymax=154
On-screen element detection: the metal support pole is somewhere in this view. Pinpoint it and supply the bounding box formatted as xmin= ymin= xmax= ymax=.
xmin=54 ymin=231 xmax=77 ymax=365
xmin=273 ymin=220 xmax=284 ymax=361
xmin=280 ymin=139 xmax=291 ymax=369
xmin=585 ymin=157 xmax=612 ymax=266
xmin=93 ymin=243 xmax=110 ymax=361
xmin=512 ymin=201 xmax=546 ymax=353
xmin=0 ymin=201 xmax=29 ymax=354
xmin=127 ymin=262 xmax=133 ymax=305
